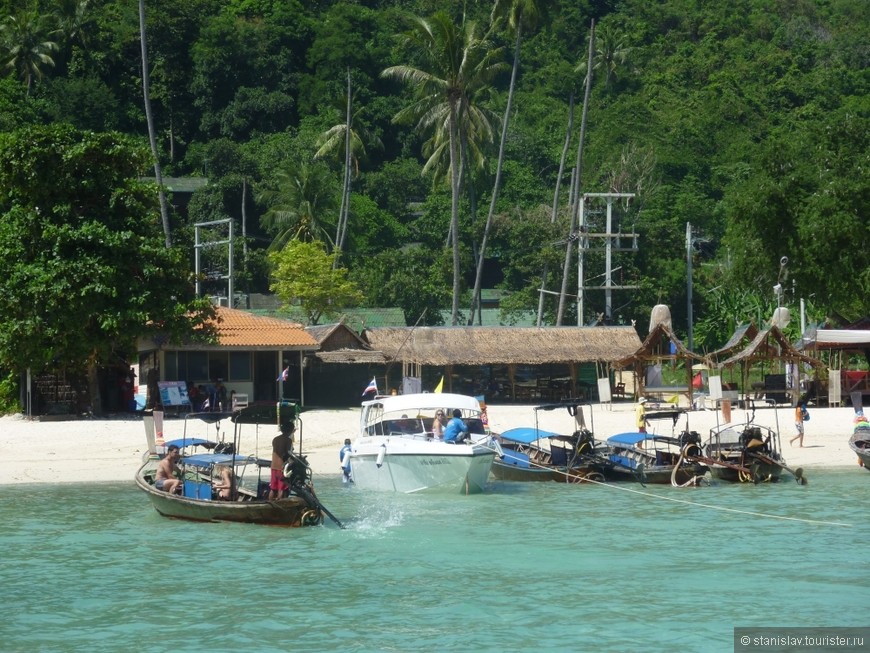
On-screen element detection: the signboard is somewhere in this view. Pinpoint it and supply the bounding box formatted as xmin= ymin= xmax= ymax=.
xmin=158 ymin=381 xmax=191 ymax=407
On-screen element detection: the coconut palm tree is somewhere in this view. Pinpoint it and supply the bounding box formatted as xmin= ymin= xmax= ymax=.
xmin=257 ymin=161 xmax=339 ymax=251
xmin=382 ymin=12 xmax=505 ymax=325
xmin=138 ymin=0 xmax=172 ymax=248
xmin=0 ymin=9 xmax=57 ymax=96
xmin=575 ymin=23 xmax=632 ymax=92
xmin=467 ymin=0 xmax=546 ymax=325
xmin=314 ymin=70 xmax=383 ymax=266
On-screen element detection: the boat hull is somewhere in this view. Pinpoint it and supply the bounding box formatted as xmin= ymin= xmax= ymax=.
xmin=706 ymin=455 xmax=783 ymax=483
xmin=135 ymin=463 xmax=321 ymax=527
xmin=604 ymin=463 xmax=707 ymax=485
xmin=849 ymin=428 xmax=870 ymax=469
xmin=350 ymin=446 xmax=495 ymax=494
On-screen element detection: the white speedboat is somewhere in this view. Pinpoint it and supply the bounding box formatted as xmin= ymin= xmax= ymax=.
xmin=348 ymin=392 xmax=498 ymax=494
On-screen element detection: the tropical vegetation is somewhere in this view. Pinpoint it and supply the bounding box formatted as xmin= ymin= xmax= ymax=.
xmin=0 ymin=0 xmax=867 ymax=406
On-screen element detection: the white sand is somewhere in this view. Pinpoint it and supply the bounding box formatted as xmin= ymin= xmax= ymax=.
xmin=0 ymin=403 xmax=862 ymax=485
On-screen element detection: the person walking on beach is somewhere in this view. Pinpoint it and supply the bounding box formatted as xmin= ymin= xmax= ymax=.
xmin=155 ymin=444 xmax=183 ymax=494
xmin=269 ymin=424 xmax=294 ymax=499
xmin=635 ymin=397 xmax=649 ymax=433
xmin=339 ymin=438 xmax=353 ymax=483
xmin=790 ymin=402 xmax=807 ymax=447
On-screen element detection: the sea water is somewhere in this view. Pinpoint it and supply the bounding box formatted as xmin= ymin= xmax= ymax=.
xmin=0 ymin=470 xmax=868 ymax=653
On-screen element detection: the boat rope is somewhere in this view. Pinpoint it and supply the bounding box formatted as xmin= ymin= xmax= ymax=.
xmin=561 ymin=469 xmax=851 ymax=527
xmin=492 ymin=439 xmax=845 ymax=527
xmin=670 ymin=445 xmax=708 ymax=488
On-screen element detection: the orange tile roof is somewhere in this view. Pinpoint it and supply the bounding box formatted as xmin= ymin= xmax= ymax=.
xmin=212 ymin=307 xmax=318 ymax=348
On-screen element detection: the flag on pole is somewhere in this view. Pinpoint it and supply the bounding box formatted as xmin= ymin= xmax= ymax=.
xmin=433 ymin=376 xmax=444 ymax=393
xmin=277 ymin=366 xmax=289 ymax=382
xmin=362 ymin=377 xmax=378 ymax=396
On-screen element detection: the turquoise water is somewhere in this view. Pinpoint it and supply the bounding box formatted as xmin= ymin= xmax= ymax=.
xmin=1 ymin=470 xmax=867 ymax=653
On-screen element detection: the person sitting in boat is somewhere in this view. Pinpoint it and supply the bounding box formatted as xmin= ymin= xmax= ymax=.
xmin=339 ymin=438 xmax=353 ymax=483
xmin=431 ymin=409 xmax=447 ymax=440
xmin=212 ymin=464 xmax=235 ymax=500
xmin=155 ymin=445 xmax=183 ymax=494
xmin=443 ymin=409 xmax=469 ymax=443
xmin=269 ymin=423 xmax=295 ymax=500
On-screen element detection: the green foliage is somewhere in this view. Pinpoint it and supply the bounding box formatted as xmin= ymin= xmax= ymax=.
xmin=0 ymin=124 xmax=216 ymax=379
xmin=269 ymin=240 xmax=364 ymax=325
xmin=0 ymin=370 xmax=20 ymax=414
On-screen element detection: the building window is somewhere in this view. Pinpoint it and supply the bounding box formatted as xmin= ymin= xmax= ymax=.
xmin=230 ymin=352 xmax=251 ymax=381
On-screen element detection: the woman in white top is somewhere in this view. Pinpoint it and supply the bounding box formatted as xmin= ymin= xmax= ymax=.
xmin=431 ymin=410 xmax=447 ymax=440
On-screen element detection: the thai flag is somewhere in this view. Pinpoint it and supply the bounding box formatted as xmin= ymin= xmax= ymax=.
xmin=362 ymin=377 xmax=378 ymax=396
xmin=277 ymin=366 xmax=289 ymax=382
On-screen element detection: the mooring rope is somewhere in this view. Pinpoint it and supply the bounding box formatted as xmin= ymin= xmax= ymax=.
xmin=494 ymin=443 xmax=851 ymax=528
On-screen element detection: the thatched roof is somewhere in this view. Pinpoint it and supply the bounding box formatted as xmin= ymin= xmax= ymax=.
xmin=613 ymin=323 xmax=706 ymax=369
xmin=315 ymin=348 xmax=388 ymax=364
xmin=361 ymin=326 xmax=641 ymax=365
xmin=709 ymin=322 xmax=759 ymax=360
xmin=718 ymin=326 xmax=823 ymax=369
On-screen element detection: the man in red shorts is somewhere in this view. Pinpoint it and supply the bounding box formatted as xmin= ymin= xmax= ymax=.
xmin=269 ymin=423 xmax=295 ymax=499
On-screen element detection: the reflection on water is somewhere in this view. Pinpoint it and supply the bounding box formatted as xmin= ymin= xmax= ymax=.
xmin=1 ymin=471 xmax=867 ymax=652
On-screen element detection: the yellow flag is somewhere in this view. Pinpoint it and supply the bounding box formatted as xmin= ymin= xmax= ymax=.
xmin=434 ymin=376 xmax=444 ymax=393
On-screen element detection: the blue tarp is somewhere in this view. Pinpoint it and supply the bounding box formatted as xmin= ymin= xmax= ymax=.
xmin=164 ymin=438 xmax=215 ymax=449
xmin=499 ymin=427 xmax=561 ymax=445
xmin=182 ymin=453 xmax=258 ymax=468
xmin=606 ymin=432 xmax=649 ymax=446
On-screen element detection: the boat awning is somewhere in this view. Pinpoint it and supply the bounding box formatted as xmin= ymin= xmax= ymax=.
xmin=500 ymin=427 xmax=561 ymax=444
xmin=607 ymin=432 xmax=648 ymax=446
xmin=165 ymin=438 xmax=216 ymax=449
xmin=182 ymin=453 xmax=262 ymax=468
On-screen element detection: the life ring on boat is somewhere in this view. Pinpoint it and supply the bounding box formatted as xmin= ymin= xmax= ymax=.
xmin=301 ymin=509 xmax=322 ymax=526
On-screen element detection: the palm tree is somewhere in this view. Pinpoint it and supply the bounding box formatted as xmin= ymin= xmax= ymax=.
xmin=314 ymin=70 xmax=383 ymax=266
xmin=575 ymin=23 xmax=632 ymax=92
xmin=257 ymin=161 xmax=339 ymax=250
xmin=383 ymin=12 xmax=505 ymax=325
xmin=467 ymin=0 xmax=545 ymax=325
xmin=556 ymin=20 xmax=596 ymax=325
xmin=0 ymin=9 xmax=58 ymax=96
xmin=138 ymin=0 xmax=172 ymax=248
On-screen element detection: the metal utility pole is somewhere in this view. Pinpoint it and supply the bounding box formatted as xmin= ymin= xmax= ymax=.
xmin=195 ymin=218 xmax=234 ymax=303
xmin=686 ymin=222 xmax=694 ymax=351
xmin=577 ymin=192 xmax=636 ymax=325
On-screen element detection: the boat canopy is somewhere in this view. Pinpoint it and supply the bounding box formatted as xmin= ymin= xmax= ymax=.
xmin=164 ymin=437 xmax=215 ymax=449
xmin=231 ymin=401 xmax=299 ymax=428
xmin=607 ymin=432 xmax=650 ymax=446
xmin=182 ymin=453 xmax=262 ymax=468
xmin=363 ymin=392 xmax=482 ymax=414
xmin=183 ymin=411 xmax=234 ymax=424
xmin=500 ymin=427 xmax=561 ymax=444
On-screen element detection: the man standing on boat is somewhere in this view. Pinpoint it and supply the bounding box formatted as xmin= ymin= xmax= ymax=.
xmin=636 ymin=397 xmax=649 ymax=434
xmin=443 ymin=409 xmax=469 ymax=443
xmin=269 ymin=423 xmax=295 ymax=499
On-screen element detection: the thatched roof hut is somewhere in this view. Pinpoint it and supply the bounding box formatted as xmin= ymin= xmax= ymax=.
xmin=359 ymin=326 xmax=642 ymax=400
xmin=361 ymin=326 xmax=640 ymax=366
xmin=612 ymin=323 xmax=706 ymax=404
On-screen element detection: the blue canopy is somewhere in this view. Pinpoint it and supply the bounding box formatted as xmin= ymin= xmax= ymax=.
xmin=164 ymin=438 xmax=215 ymax=449
xmin=182 ymin=453 xmax=261 ymax=468
xmin=606 ymin=432 xmax=650 ymax=446
xmin=500 ymin=427 xmax=561 ymax=445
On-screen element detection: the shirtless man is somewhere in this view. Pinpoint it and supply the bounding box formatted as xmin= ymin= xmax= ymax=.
xmin=269 ymin=424 xmax=295 ymax=500
xmin=155 ymin=445 xmax=182 ymax=494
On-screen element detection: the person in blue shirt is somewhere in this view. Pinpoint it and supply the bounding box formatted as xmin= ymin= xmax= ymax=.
xmin=442 ymin=409 xmax=469 ymax=443
xmin=339 ymin=438 xmax=353 ymax=483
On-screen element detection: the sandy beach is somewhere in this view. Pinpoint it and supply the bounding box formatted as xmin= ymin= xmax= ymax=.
xmin=0 ymin=401 xmax=863 ymax=485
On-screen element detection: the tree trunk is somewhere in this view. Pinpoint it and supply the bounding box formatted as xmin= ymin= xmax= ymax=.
xmin=139 ymin=0 xmax=172 ymax=248
xmin=537 ymin=91 xmax=575 ymax=326
xmin=449 ymin=106 xmax=462 ymax=326
xmin=557 ymin=20 xmax=595 ymax=325
xmin=469 ymin=24 xmax=523 ymax=326
xmin=87 ymin=357 xmax=102 ymax=416
xmin=335 ymin=68 xmax=353 ymax=267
